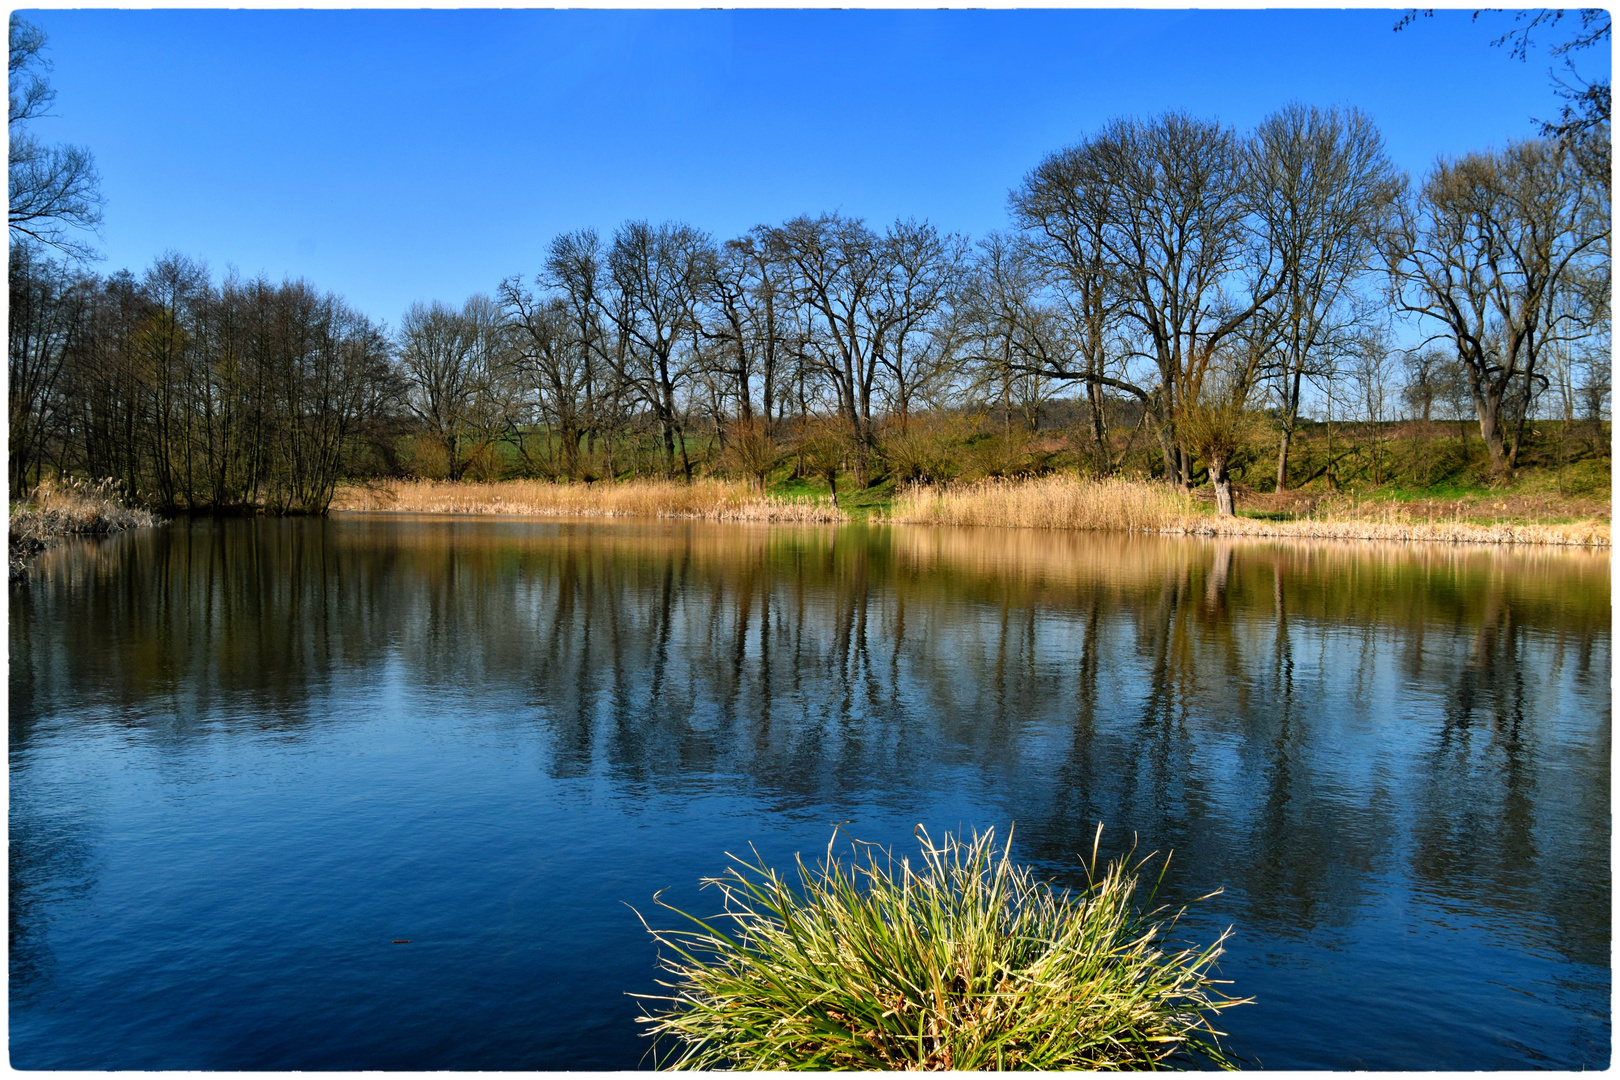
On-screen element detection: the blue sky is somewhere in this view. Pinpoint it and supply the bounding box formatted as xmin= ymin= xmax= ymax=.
xmin=21 ymin=8 xmax=1607 ymax=325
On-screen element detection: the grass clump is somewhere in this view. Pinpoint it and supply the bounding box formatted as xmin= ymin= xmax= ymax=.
xmin=635 ymin=826 xmax=1247 ymax=1070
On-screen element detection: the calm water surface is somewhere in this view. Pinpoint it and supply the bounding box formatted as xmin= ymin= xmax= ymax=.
xmin=9 ymin=516 xmax=1611 ymax=1069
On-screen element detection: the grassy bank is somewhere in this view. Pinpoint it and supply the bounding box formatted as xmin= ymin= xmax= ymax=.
xmin=636 ymin=827 xmax=1244 ymax=1070
xmin=329 ymin=473 xmax=1608 ymax=546
xmin=330 ymin=477 xmax=847 ymax=523
xmin=9 ymin=478 xmax=161 ymax=581
xmin=889 ymin=476 xmax=1610 ymax=547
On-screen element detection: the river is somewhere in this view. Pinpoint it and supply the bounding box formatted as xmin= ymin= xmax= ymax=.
xmin=9 ymin=515 xmax=1610 ymax=1068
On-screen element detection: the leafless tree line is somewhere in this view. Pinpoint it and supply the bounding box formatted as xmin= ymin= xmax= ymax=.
xmin=999 ymin=104 xmax=1608 ymax=510
xmin=9 ymin=249 xmax=401 ymax=511
xmin=425 ymin=215 xmax=973 ymax=488
xmin=10 ymin=103 xmax=1610 ymax=513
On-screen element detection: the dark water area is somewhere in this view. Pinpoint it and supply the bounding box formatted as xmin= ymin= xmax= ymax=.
xmin=9 ymin=515 xmax=1611 ymax=1070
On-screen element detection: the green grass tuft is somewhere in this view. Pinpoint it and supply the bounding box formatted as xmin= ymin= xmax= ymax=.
xmin=634 ymin=825 xmax=1248 ymax=1070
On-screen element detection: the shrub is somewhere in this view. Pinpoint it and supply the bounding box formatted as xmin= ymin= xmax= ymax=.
xmin=797 ymin=425 xmax=852 ymax=505
xmin=635 ymin=826 xmax=1247 ymax=1070
xmin=404 ymin=436 xmax=450 ymax=480
xmin=882 ymin=421 xmax=960 ymax=485
xmin=721 ymin=419 xmax=783 ymax=492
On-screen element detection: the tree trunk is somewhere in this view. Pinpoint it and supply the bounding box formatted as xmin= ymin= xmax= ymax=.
xmin=1210 ymin=454 xmax=1235 ymax=517
xmin=1473 ymin=395 xmax=1509 ymax=476
xmin=677 ymin=424 xmax=693 ymax=483
xmin=1274 ymin=365 xmax=1305 ymax=492
xmin=1087 ymin=377 xmax=1110 ymax=474
xmin=1155 ymin=413 xmax=1178 ymax=484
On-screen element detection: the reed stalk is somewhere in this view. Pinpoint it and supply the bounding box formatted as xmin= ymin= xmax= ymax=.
xmin=635 ymin=826 xmax=1246 ymax=1071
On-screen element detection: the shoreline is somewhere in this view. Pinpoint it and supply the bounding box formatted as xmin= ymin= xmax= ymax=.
xmin=329 ymin=479 xmax=1609 ymax=549
xmin=17 ymin=478 xmax=1601 ymax=561
xmin=1153 ymin=515 xmax=1609 ymax=547
xmin=330 ymin=507 xmax=1610 ymax=548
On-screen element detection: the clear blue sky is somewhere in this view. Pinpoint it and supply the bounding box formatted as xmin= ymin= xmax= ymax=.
xmin=21 ymin=7 xmax=1608 ymax=326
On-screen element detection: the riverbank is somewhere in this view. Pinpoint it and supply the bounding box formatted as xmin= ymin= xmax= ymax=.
xmin=9 ymin=479 xmax=162 ymax=581
xmin=889 ymin=476 xmax=1611 ymax=547
xmin=332 ymin=476 xmax=1609 ymax=547
xmin=329 ymin=478 xmax=847 ymax=522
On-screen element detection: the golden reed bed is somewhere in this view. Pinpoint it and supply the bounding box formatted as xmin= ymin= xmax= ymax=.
xmin=331 ymin=476 xmax=1608 ymax=547
xmin=889 ymin=476 xmax=1191 ymax=533
xmin=888 ymin=476 xmax=1610 ymax=547
xmin=330 ymin=478 xmax=848 ymax=523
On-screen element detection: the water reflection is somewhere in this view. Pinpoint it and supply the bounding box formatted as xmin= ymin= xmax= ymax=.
xmin=10 ymin=516 xmax=1611 ymax=1068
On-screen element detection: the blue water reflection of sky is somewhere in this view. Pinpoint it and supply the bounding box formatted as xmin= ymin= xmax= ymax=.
xmin=10 ymin=520 xmax=1609 ymax=1069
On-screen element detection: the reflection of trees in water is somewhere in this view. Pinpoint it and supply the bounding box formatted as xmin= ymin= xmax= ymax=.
xmin=9 ymin=793 xmax=99 ymax=1005
xmin=11 ymin=518 xmax=1610 ymax=967
xmin=1410 ymin=590 xmax=1611 ymax=965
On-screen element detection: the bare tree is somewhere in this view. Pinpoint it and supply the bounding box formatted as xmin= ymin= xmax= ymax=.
xmin=955 ymin=234 xmax=1074 ymax=441
xmin=1009 ymin=139 xmax=1137 ymax=471
xmin=64 ymin=269 xmax=148 ymax=495
xmin=8 ymin=15 xmax=102 ymax=259
xmin=1090 ymin=113 xmax=1283 ymax=486
xmin=604 ymin=220 xmax=713 ymax=480
xmin=265 ymin=285 xmax=396 ymax=513
xmin=872 ymin=219 xmax=967 ymax=427
xmin=33 ymin=255 xmax=400 ymax=513
xmin=699 ymin=228 xmax=795 ymax=435
xmin=500 ymin=278 xmax=585 ymax=477
xmin=769 ymin=213 xmax=962 ymax=484
xmin=1347 ymin=330 xmax=1398 ymax=483
xmin=544 ymin=228 xmax=630 ymax=473
xmin=398 ymin=296 xmax=499 ymax=481
xmin=8 ymin=242 xmax=89 ymax=493
xmin=1249 ymin=103 xmax=1401 ymax=490
xmin=1400 ymin=347 xmax=1448 ymax=424
xmin=1180 ymin=318 xmax=1273 ymax=515
xmin=769 ymin=214 xmax=887 ymax=464
xmin=1385 ymin=136 xmax=1609 ymax=474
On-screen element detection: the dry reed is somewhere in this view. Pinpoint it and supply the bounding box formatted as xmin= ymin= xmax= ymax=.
xmin=9 ymin=477 xmax=161 ymax=581
xmin=330 ymin=478 xmax=848 ymax=523
xmin=1164 ymin=514 xmax=1610 ymax=546
xmin=889 ymin=476 xmax=1193 ymax=533
xmin=889 ymin=477 xmax=1609 ymax=548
